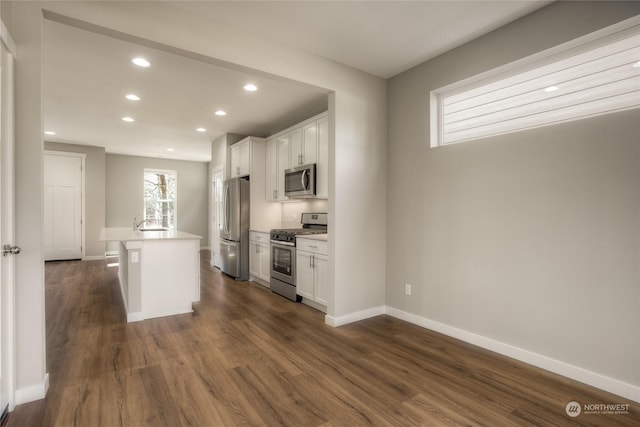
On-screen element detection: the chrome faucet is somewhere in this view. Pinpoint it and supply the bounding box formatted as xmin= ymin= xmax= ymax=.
xmin=133 ymin=216 xmax=145 ymax=230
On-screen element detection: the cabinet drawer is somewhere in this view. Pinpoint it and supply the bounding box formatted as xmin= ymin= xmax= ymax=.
xmin=250 ymin=231 xmax=270 ymax=243
xmin=297 ymin=238 xmax=327 ymax=255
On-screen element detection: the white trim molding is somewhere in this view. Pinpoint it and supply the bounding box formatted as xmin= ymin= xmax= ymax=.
xmin=82 ymin=255 xmax=105 ymax=261
xmin=384 ymin=306 xmax=640 ymax=404
xmin=126 ymin=312 xmax=144 ymax=323
xmin=324 ymin=304 xmax=639 ymax=403
xmin=14 ymin=373 xmax=49 ymax=405
xmin=324 ymin=305 xmax=385 ymax=327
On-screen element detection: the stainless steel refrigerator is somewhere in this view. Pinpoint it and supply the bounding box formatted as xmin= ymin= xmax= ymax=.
xmin=219 ymin=177 xmax=250 ymax=280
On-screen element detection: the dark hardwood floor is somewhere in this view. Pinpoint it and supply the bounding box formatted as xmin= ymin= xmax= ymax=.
xmin=6 ymin=251 xmax=639 ymax=426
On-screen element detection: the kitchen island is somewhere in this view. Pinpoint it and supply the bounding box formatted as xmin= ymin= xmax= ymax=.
xmin=100 ymin=227 xmax=201 ymax=322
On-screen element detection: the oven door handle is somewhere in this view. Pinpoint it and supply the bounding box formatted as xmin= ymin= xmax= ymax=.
xmin=271 ymin=240 xmax=295 ymax=247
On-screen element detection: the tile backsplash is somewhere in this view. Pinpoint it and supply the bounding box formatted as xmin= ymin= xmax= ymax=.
xmin=281 ymin=200 xmax=328 ymax=229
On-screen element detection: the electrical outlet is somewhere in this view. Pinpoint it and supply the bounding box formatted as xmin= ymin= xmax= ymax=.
xmin=131 ymin=251 xmax=139 ymax=263
xmin=405 ymin=283 xmax=412 ymax=296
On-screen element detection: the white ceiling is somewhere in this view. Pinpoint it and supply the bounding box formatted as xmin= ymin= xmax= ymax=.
xmin=167 ymin=0 xmax=550 ymax=79
xmin=44 ymin=1 xmax=550 ymax=162
xmin=44 ymin=20 xmax=329 ymax=162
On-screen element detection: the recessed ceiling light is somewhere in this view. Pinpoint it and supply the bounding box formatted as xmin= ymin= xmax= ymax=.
xmin=544 ymin=85 xmax=559 ymax=93
xmin=633 ymin=61 xmax=640 ymax=68
xmin=196 ymin=127 xmax=207 ymax=132
xmin=215 ymin=110 xmax=227 ymax=116
xmin=125 ymin=94 xmax=141 ymax=101
xmin=44 ymin=131 xmax=56 ymax=136
xmin=122 ymin=117 xmax=135 ymax=122
xmin=166 ymin=148 xmax=175 ymax=152
xmin=243 ymin=83 xmax=258 ymax=92
xmin=132 ymin=57 xmax=150 ymax=68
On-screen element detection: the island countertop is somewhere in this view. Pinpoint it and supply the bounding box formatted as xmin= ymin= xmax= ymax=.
xmin=100 ymin=227 xmax=201 ymax=242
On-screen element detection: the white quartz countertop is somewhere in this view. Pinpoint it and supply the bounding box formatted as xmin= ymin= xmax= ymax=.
xmin=297 ymin=233 xmax=328 ymax=242
xmin=249 ymin=228 xmax=271 ymax=234
xmin=100 ymin=227 xmax=201 ymax=242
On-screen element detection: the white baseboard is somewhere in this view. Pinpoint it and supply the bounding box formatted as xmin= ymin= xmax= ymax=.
xmin=323 ymin=304 xmax=639 ymax=403
xmin=384 ymin=306 xmax=640 ymax=404
xmin=82 ymin=255 xmax=105 ymax=261
xmin=15 ymin=373 xmax=49 ymax=405
xmin=325 ymin=305 xmax=385 ymax=327
xmin=127 ymin=312 xmax=144 ymax=323
xmin=200 ymin=246 xmax=211 ymax=251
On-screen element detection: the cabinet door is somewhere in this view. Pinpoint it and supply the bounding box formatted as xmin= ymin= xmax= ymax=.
xmin=289 ymin=127 xmax=303 ymax=167
xmin=238 ymin=140 xmax=251 ymax=177
xmin=314 ymin=254 xmax=328 ymax=306
xmin=296 ymin=251 xmax=314 ymax=299
xmin=265 ymin=139 xmax=277 ymax=201
xmin=302 ymin=121 xmax=318 ymax=165
xmin=230 ymin=145 xmax=241 ymax=178
xmin=258 ymin=242 xmax=271 ymax=282
xmin=249 ymin=241 xmax=261 ymax=278
xmin=276 ymin=135 xmax=289 ymax=200
xmin=316 ymin=115 xmax=329 ymax=199
xmin=231 ymin=140 xmax=250 ymax=178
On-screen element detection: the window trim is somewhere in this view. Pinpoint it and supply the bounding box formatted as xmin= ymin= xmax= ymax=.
xmin=143 ymin=168 xmax=178 ymax=230
xmin=430 ymin=15 xmax=640 ymax=148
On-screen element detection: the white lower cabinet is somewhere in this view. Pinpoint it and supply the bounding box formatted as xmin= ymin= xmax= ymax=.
xmin=249 ymin=232 xmax=270 ymax=285
xmin=296 ymin=237 xmax=328 ymax=311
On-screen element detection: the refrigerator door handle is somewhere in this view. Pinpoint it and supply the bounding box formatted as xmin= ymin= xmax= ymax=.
xmin=224 ymin=184 xmax=230 ymax=235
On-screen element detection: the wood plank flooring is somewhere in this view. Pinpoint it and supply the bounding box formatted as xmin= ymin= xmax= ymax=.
xmin=6 ymin=251 xmax=639 ymax=426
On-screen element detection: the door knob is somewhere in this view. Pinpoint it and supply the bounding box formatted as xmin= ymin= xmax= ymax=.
xmin=2 ymin=244 xmax=21 ymax=256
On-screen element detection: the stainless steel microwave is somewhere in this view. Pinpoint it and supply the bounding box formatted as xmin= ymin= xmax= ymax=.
xmin=284 ymin=163 xmax=316 ymax=198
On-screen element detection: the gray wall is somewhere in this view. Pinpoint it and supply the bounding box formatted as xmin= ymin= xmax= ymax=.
xmin=45 ymin=142 xmax=106 ymax=258
xmin=106 ymin=154 xmax=208 ymax=252
xmin=387 ymin=1 xmax=640 ymax=389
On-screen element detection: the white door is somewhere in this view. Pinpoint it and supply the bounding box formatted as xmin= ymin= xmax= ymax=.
xmin=0 ymin=32 xmax=17 ymax=417
xmin=44 ymin=153 xmax=83 ymax=261
xmin=211 ymin=167 xmax=223 ymax=268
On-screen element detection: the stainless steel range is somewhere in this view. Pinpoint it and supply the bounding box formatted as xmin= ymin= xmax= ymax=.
xmin=270 ymin=213 xmax=327 ymax=301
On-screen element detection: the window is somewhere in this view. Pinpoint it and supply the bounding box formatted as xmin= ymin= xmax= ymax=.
xmin=143 ymin=169 xmax=177 ymax=229
xmin=430 ymin=17 xmax=640 ymax=147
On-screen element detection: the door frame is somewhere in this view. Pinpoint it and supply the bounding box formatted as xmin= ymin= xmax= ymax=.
xmin=0 ymin=18 xmax=16 ymax=414
xmin=44 ymin=150 xmax=86 ymax=260
xmin=210 ymin=165 xmax=223 ymax=268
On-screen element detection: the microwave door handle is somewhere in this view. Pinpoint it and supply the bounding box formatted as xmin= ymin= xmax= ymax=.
xmin=301 ymin=169 xmax=307 ymax=190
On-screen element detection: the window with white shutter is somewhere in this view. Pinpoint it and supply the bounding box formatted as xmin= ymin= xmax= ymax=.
xmin=430 ymin=17 xmax=640 ymax=147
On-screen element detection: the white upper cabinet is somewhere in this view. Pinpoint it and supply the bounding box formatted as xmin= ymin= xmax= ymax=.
xmin=230 ymin=138 xmax=251 ymax=178
xmin=265 ymin=111 xmax=329 ymax=201
xmin=291 ymin=121 xmax=318 ymax=167
xmin=289 ymin=127 xmax=303 ymax=167
xmin=266 ymin=134 xmax=290 ymax=202
xmin=265 ymin=139 xmax=278 ymax=201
